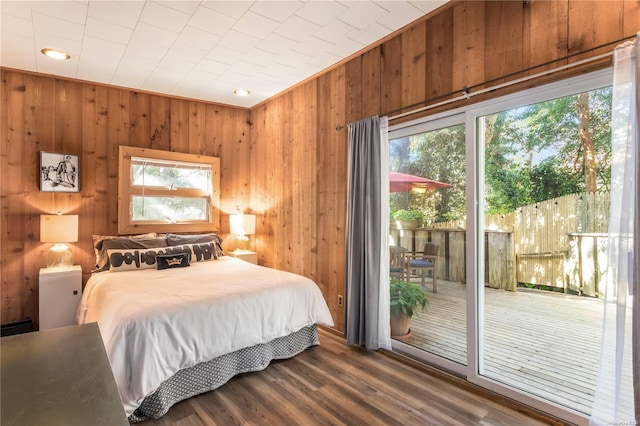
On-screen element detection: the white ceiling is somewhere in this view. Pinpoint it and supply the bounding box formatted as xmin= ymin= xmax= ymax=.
xmin=0 ymin=1 xmax=447 ymax=108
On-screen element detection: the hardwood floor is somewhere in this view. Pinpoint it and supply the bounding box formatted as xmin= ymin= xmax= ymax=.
xmin=139 ymin=328 xmax=566 ymax=426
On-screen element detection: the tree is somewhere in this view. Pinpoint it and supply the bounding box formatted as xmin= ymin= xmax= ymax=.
xmin=390 ymin=137 xmax=413 ymax=211
xmin=578 ymin=92 xmax=597 ymax=193
xmin=390 ymin=87 xmax=612 ymax=223
xmin=390 ymin=124 xmax=466 ymax=224
xmin=484 ymin=87 xmax=611 ymax=213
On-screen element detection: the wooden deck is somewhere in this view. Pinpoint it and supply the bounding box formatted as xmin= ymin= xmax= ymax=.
xmin=404 ymin=278 xmax=634 ymax=417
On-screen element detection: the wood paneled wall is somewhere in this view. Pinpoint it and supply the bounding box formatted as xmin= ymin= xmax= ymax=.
xmin=249 ymin=0 xmax=639 ymax=332
xmin=1 ymin=71 xmax=251 ymax=326
xmin=1 ymin=0 xmax=637 ymax=332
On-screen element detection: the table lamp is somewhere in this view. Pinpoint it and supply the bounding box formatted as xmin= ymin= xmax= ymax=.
xmin=229 ymin=211 xmax=256 ymax=252
xmin=40 ymin=213 xmax=78 ymax=268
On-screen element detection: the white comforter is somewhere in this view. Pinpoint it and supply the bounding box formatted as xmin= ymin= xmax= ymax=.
xmin=77 ymin=257 xmax=334 ymax=416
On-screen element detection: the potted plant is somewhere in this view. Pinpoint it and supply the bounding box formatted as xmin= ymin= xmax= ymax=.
xmin=391 ymin=209 xmax=425 ymax=229
xmin=390 ymin=279 xmax=429 ymax=340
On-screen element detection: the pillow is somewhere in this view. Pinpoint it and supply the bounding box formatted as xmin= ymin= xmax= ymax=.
xmin=92 ymin=232 xmax=158 ymax=249
xmin=166 ymin=242 xmax=217 ymax=263
xmin=107 ymin=248 xmax=164 ymax=272
xmin=166 ymin=233 xmax=224 ymax=257
xmin=95 ymin=236 xmax=168 ymax=272
xmin=92 ymin=233 xmax=158 ymax=268
xmin=156 ymin=253 xmax=190 ymax=270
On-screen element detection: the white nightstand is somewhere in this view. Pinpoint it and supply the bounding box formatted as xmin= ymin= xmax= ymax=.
xmin=228 ymin=250 xmax=258 ymax=265
xmin=39 ymin=265 xmax=82 ymax=330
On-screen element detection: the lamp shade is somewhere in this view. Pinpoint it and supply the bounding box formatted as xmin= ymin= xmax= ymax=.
xmin=40 ymin=214 xmax=78 ymax=243
xmin=229 ymin=214 xmax=256 ymax=236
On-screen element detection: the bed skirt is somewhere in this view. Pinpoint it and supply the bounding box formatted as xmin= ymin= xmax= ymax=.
xmin=129 ymin=324 xmax=320 ymax=422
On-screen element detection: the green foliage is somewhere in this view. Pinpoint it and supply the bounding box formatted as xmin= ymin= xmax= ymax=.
xmin=390 ymin=87 xmax=612 ymax=222
xmin=390 ymin=124 xmax=466 ymax=224
xmin=131 ymin=163 xmax=211 ymax=221
xmin=390 ymin=279 xmax=429 ymax=318
xmin=411 ymin=124 xmax=466 ymax=222
xmin=484 ymin=87 xmax=612 ymax=213
xmin=391 ymin=209 xmax=425 ymax=222
xmin=133 ymin=164 xmax=209 ymax=191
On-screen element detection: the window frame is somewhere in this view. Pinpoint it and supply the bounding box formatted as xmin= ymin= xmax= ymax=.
xmin=118 ymin=145 xmax=220 ymax=234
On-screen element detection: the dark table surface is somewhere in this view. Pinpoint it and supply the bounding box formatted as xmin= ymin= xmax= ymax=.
xmin=1 ymin=322 xmax=128 ymax=426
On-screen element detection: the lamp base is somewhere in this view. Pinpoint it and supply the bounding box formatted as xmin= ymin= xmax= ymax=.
xmin=47 ymin=243 xmax=73 ymax=268
xmin=235 ymin=235 xmax=251 ymax=251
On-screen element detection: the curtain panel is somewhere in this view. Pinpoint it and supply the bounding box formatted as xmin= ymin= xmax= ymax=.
xmin=590 ymin=34 xmax=639 ymax=425
xmin=345 ymin=116 xmax=391 ymax=350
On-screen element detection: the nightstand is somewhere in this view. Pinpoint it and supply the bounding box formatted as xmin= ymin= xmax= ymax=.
xmin=228 ymin=250 xmax=258 ymax=265
xmin=39 ymin=265 xmax=82 ymax=330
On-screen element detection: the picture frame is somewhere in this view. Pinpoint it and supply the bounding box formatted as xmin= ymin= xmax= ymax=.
xmin=40 ymin=152 xmax=80 ymax=193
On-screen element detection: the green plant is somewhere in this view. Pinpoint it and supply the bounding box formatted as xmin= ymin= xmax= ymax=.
xmin=391 ymin=209 xmax=425 ymax=222
xmin=390 ymin=279 xmax=429 ymax=318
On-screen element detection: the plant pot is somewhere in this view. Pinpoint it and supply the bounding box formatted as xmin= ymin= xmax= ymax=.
xmin=390 ymin=313 xmax=411 ymax=337
xmin=391 ymin=329 xmax=412 ymax=342
xmin=394 ymin=219 xmax=420 ymax=229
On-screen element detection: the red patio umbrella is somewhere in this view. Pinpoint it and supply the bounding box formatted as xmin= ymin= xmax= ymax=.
xmin=389 ymin=171 xmax=452 ymax=192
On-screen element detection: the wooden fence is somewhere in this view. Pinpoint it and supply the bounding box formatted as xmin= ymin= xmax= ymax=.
xmin=565 ymin=233 xmax=609 ymax=298
xmin=395 ymin=192 xmax=610 ymax=295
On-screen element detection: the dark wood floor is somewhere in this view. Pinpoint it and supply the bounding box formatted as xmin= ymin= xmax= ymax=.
xmin=138 ymin=328 xmax=566 ymax=426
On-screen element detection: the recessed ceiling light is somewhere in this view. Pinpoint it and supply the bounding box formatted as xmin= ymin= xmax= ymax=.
xmin=234 ymin=89 xmax=251 ymax=97
xmin=41 ymin=48 xmax=70 ymax=60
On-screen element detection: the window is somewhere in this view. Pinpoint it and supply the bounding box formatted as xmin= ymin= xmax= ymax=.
xmin=118 ymin=146 xmax=220 ymax=234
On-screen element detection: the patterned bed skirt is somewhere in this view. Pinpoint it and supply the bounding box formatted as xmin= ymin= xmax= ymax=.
xmin=129 ymin=324 xmax=320 ymax=423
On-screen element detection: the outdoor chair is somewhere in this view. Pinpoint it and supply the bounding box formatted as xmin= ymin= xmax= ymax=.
xmin=389 ymin=245 xmax=408 ymax=281
xmin=406 ymin=242 xmax=439 ymax=292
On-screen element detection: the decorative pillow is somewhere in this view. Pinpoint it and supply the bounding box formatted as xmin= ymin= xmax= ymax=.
xmin=107 ymin=248 xmax=165 ymax=272
xmin=92 ymin=232 xmax=158 ymax=250
xmin=156 ymin=253 xmax=190 ymax=270
xmin=91 ymin=232 xmax=158 ymax=264
xmin=166 ymin=233 xmax=224 ymax=257
xmin=166 ymin=242 xmax=217 ymax=263
xmin=95 ymin=236 xmax=168 ymax=272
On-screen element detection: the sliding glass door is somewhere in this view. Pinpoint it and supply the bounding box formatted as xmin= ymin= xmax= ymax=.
xmin=389 ymin=115 xmax=467 ymax=372
xmin=390 ymin=69 xmax=633 ymax=423
xmin=475 ymin=83 xmax=620 ymax=417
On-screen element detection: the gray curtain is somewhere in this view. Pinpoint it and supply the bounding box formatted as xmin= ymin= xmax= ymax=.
xmin=345 ymin=116 xmax=384 ymax=349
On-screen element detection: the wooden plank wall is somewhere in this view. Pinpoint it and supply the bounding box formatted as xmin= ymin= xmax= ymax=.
xmin=249 ymin=0 xmax=638 ymax=332
xmin=0 ymin=71 xmax=251 ymax=327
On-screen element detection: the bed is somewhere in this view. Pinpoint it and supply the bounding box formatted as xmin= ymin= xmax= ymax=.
xmin=77 ymin=234 xmax=334 ymax=422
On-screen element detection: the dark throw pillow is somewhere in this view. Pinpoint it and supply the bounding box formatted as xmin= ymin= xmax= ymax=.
xmin=166 ymin=243 xmax=217 ymax=263
xmin=156 ymin=253 xmax=190 ymax=270
xmin=166 ymin=233 xmax=224 ymax=258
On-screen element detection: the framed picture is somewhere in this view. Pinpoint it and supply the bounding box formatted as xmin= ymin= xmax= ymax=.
xmin=40 ymin=152 xmax=80 ymax=192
